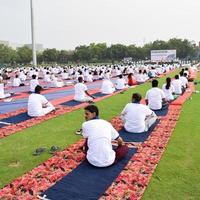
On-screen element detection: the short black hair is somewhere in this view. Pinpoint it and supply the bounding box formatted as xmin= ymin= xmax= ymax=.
xmin=35 ymin=85 xmax=43 ymax=93
xmin=152 ymin=79 xmax=158 ymax=87
xmin=119 ymin=74 xmax=123 ymax=79
xmin=132 ymin=93 xmax=142 ymax=103
xmin=32 ymin=74 xmax=36 ymax=79
xmin=175 ymin=75 xmax=179 ymax=79
xmin=78 ymin=76 xmax=83 ymax=82
xmin=84 ymin=105 xmax=99 ymax=116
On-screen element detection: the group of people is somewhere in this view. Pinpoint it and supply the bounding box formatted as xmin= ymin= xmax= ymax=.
xmin=79 ymin=67 xmax=193 ymax=168
xmin=0 ymin=63 xmax=197 ymax=168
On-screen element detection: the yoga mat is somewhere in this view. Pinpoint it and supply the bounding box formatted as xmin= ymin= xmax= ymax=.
xmin=152 ymin=105 xmax=168 ymax=116
xmin=42 ymin=148 xmax=136 ymax=200
xmin=0 ymin=112 xmax=32 ymax=128
xmin=60 ymin=100 xmax=84 ymax=107
xmin=93 ymin=92 xmax=108 ymax=98
xmin=119 ymin=120 xmax=159 ymax=142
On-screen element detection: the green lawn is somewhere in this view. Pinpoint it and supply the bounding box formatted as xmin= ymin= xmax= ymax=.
xmin=0 ymin=70 xmax=179 ymax=188
xmin=143 ymin=74 xmax=200 ymax=200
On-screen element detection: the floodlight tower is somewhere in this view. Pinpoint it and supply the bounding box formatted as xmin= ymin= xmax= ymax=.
xmin=30 ymin=0 xmax=37 ymax=67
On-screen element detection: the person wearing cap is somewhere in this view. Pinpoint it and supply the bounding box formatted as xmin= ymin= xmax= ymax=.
xmin=27 ymin=85 xmax=55 ymax=117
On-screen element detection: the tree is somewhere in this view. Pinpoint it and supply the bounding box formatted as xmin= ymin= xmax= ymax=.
xmin=74 ymin=45 xmax=91 ymax=62
xmin=17 ymin=46 xmax=32 ymax=64
xmin=0 ymin=44 xmax=18 ymax=64
xmin=42 ymin=48 xmax=58 ymax=63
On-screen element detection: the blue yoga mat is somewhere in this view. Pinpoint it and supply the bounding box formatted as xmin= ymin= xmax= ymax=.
xmin=93 ymin=92 xmax=108 ymax=98
xmin=42 ymin=148 xmax=137 ymax=200
xmin=0 ymin=112 xmax=33 ymax=128
xmin=60 ymin=100 xmax=83 ymax=107
xmin=153 ymin=106 xmax=168 ymax=116
xmin=119 ymin=120 xmax=159 ymax=142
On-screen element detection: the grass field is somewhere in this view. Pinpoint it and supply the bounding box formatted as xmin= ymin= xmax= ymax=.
xmin=143 ymin=74 xmax=200 ymax=200
xmin=0 ymin=69 xmax=193 ymax=193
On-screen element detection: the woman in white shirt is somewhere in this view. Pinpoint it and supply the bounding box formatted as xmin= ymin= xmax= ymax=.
xmin=162 ymin=77 xmax=176 ymax=101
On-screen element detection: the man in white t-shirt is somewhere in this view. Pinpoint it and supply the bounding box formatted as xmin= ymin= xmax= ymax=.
xmin=121 ymin=93 xmax=157 ymax=133
xmin=12 ymin=75 xmax=24 ymax=87
xmin=100 ymin=75 xmax=115 ymax=94
xmin=28 ymin=85 xmax=55 ymax=117
xmin=0 ymin=77 xmax=12 ymax=99
xmin=30 ymin=74 xmax=39 ymax=93
xmin=115 ymin=74 xmax=128 ymax=90
xmin=82 ymin=105 xmax=128 ymax=167
xmin=145 ymin=79 xmax=166 ymax=110
xmin=74 ymin=77 xmax=94 ymax=102
xmin=172 ymin=75 xmax=184 ymax=95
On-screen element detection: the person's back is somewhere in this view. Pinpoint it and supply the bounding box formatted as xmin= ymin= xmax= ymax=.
xmin=162 ymin=83 xmax=175 ymax=101
xmin=101 ymin=79 xmax=115 ymax=94
xmin=146 ymin=87 xmax=165 ymax=110
xmin=122 ymin=103 xmax=153 ymax=133
xmin=145 ymin=80 xmax=165 ymax=110
xmin=28 ymin=93 xmax=46 ymax=116
xmin=172 ymin=75 xmax=183 ymax=95
xmin=82 ymin=119 xmax=117 ymax=167
xmin=13 ymin=76 xmax=21 ymax=87
xmin=74 ymin=82 xmax=87 ymax=101
xmin=30 ymin=77 xmax=39 ymax=92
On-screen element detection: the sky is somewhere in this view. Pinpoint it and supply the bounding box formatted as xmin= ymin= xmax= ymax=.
xmin=0 ymin=0 xmax=199 ymax=50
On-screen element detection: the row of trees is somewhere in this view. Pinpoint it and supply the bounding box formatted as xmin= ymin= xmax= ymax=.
xmin=0 ymin=38 xmax=199 ymax=65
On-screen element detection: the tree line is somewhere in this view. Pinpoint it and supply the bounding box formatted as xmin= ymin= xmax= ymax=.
xmin=0 ymin=38 xmax=199 ymax=65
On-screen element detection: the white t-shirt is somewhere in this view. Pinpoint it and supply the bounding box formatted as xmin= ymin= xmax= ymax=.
xmin=13 ymin=78 xmax=21 ymax=87
xmin=172 ymin=79 xmax=183 ymax=95
xmin=30 ymin=79 xmax=39 ymax=92
xmin=115 ymin=78 xmax=126 ymax=90
xmin=74 ymin=83 xmax=87 ymax=101
xmin=145 ymin=87 xmax=165 ymax=110
xmin=162 ymin=84 xmax=175 ymax=101
xmin=121 ymin=103 xmax=153 ymax=133
xmin=82 ymin=119 xmax=119 ymax=167
xmin=101 ymin=79 xmax=115 ymax=94
xmin=0 ymin=83 xmax=5 ymax=98
xmin=28 ymin=93 xmax=48 ymax=116
xmin=179 ymin=76 xmax=188 ymax=88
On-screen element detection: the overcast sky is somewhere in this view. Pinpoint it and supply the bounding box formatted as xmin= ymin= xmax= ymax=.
xmin=0 ymin=0 xmax=199 ymax=50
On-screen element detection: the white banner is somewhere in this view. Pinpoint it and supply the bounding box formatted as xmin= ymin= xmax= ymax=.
xmin=151 ymin=50 xmax=176 ymax=61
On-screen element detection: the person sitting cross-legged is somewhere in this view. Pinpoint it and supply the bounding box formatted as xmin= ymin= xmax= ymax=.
xmin=145 ymin=79 xmax=167 ymax=110
xmin=82 ymin=105 xmax=129 ymax=167
xmin=74 ymin=77 xmax=94 ymax=102
xmin=27 ymin=85 xmax=55 ymax=117
xmin=121 ymin=93 xmax=157 ymax=133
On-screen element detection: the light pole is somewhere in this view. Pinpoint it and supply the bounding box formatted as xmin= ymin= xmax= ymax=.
xmin=30 ymin=0 xmax=37 ymax=67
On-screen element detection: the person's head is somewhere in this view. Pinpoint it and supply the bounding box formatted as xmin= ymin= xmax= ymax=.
xmin=132 ymin=93 xmax=142 ymax=103
xmin=128 ymin=73 xmax=133 ymax=78
xmin=139 ymin=69 xmax=142 ymax=74
xmin=32 ymin=74 xmax=36 ymax=79
xmin=183 ymin=73 xmax=187 ymax=77
xmin=175 ymin=75 xmax=179 ymax=79
xmin=35 ymin=85 xmax=43 ymax=94
xmin=152 ymin=79 xmax=158 ymax=87
xmin=119 ymin=74 xmax=123 ymax=79
xmin=78 ymin=76 xmax=83 ymax=83
xmin=15 ymin=74 xmax=19 ymax=78
xmin=166 ymin=77 xmax=171 ymax=90
xmin=84 ymin=105 xmax=99 ymax=121
xmin=179 ymin=71 xmax=183 ymax=76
